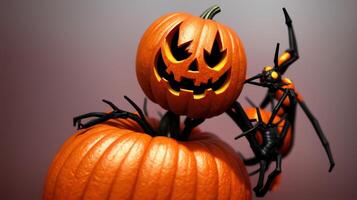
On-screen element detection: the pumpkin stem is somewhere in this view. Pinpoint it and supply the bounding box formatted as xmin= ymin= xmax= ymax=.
xmin=180 ymin=117 xmax=205 ymax=141
xmin=158 ymin=111 xmax=205 ymax=141
xmin=200 ymin=5 xmax=221 ymax=20
xmin=158 ymin=111 xmax=181 ymax=138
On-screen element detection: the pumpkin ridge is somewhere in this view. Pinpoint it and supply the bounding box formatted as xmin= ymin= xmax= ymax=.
xmin=211 ymin=140 xmax=251 ymax=199
xmin=78 ymin=131 xmax=130 ymax=199
xmin=149 ymin=13 xmax=183 ymax=36
xmin=195 ymin=18 xmax=206 ymax=59
xmin=73 ymin=129 xmax=132 ymax=178
xmin=155 ymin=139 xmax=180 ymax=200
xmin=166 ymin=141 xmax=179 ymax=200
xmin=61 ymin=131 xmax=119 ymax=198
xmin=106 ymin=132 xmax=144 ymax=200
xmin=72 ymin=129 xmax=135 ymax=198
xmin=235 ymin=33 xmax=246 ymax=92
xmin=51 ymin=129 xmax=110 ymax=198
xmin=47 ymin=128 xmax=93 ymax=178
xmin=151 ymin=139 xmax=170 ymax=199
xmin=187 ymin=143 xmax=198 ymax=200
xmin=46 ymin=127 xmax=108 ymax=196
xmin=209 ymin=140 xmax=241 ymax=200
xmin=152 ymin=13 xmax=188 ymax=43
xmin=225 ymin=27 xmax=237 ymax=95
xmin=102 ymin=131 xmax=143 ymax=199
xmin=127 ymin=135 xmax=154 ymax=200
xmin=57 ymin=129 xmax=118 ymax=198
xmin=43 ymin=130 xmax=86 ymax=199
xmin=186 ymin=142 xmax=214 ymax=200
xmin=212 ymin=141 xmax=232 ymax=199
xmin=198 ymin=140 xmax=223 ymax=200
xmin=196 ymin=140 xmax=220 ymax=199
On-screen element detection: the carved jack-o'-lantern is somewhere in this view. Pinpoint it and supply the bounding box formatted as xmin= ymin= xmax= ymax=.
xmin=136 ymin=5 xmax=247 ymax=118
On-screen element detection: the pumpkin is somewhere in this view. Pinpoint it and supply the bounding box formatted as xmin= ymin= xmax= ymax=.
xmin=43 ymin=117 xmax=252 ymax=200
xmin=136 ymin=5 xmax=247 ymax=119
xmin=244 ymin=107 xmax=292 ymax=156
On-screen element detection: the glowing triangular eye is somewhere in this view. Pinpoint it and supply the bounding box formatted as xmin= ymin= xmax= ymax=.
xmin=168 ymin=26 xmax=192 ymax=61
xmin=204 ymin=33 xmax=227 ymax=68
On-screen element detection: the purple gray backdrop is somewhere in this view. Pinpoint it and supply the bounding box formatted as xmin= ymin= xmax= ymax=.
xmin=1 ymin=0 xmax=356 ymax=199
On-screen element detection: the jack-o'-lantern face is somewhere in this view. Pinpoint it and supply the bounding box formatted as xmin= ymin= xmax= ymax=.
xmin=156 ymin=25 xmax=230 ymax=96
xmin=136 ymin=6 xmax=247 ymax=118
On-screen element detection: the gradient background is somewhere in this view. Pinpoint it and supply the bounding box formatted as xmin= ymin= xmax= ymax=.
xmin=1 ymin=0 xmax=356 ymax=199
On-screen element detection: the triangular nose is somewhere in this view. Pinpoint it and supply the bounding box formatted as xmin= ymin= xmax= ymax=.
xmin=188 ymin=59 xmax=199 ymax=71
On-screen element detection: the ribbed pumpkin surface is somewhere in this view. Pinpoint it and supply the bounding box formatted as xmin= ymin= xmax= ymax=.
xmin=43 ymin=118 xmax=252 ymax=200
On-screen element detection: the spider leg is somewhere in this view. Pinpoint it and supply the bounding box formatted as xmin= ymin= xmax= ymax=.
xmin=226 ymin=101 xmax=261 ymax=154
xmin=181 ymin=117 xmax=205 ymax=141
xmin=250 ymin=161 xmax=273 ymax=176
xmin=275 ymin=113 xmax=287 ymax=126
xmin=73 ymin=112 xmax=107 ymax=129
xmin=278 ymin=120 xmax=290 ymax=142
xmin=73 ymin=97 xmax=156 ymax=136
xmin=237 ymin=151 xmax=260 ymax=166
xmin=143 ymin=98 xmax=149 ymax=117
xmin=123 ymin=96 xmax=155 ymax=135
xmin=255 ymin=153 xmax=282 ymax=197
xmin=245 ymin=96 xmax=257 ymax=108
xmin=245 ymin=81 xmax=270 ymax=88
xmin=248 ymin=167 xmax=260 ymax=176
xmin=260 ymin=89 xmax=275 ymax=109
xmin=253 ymin=160 xmax=268 ymax=195
xmin=159 ymin=111 xmax=180 ymax=138
xmin=269 ymin=92 xmax=276 ymax=111
xmin=244 ymin=73 xmax=263 ymax=83
xmin=235 ymin=124 xmax=259 ymax=140
xmin=260 ymin=93 xmax=270 ymax=109
xmin=78 ymin=112 xmax=123 ymax=129
xmin=298 ymin=100 xmax=335 ymax=172
xmin=244 ymin=156 xmax=260 ymax=166
xmin=279 ymin=8 xmax=299 ymax=75
xmin=267 ymin=89 xmax=289 ymax=125
xmin=102 ymin=99 xmax=122 ymax=112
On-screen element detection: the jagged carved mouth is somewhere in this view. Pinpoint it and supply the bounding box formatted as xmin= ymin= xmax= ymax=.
xmin=155 ymin=51 xmax=230 ymax=95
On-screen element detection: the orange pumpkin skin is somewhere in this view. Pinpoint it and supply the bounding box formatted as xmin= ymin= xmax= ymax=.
xmin=136 ymin=11 xmax=247 ymax=119
xmin=44 ymin=118 xmax=252 ymax=200
xmin=245 ymin=107 xmax=292 ymax=156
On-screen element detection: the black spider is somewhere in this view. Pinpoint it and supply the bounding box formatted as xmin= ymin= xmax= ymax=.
xmin=226 ymin=8 xmax=334 ymax=197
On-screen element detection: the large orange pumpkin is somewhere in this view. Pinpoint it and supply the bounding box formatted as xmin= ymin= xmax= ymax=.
xmin=44 ymin=117 xmax=252 ymax=200
xmin=136 ymin=5 xmax=247 ymax=119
